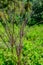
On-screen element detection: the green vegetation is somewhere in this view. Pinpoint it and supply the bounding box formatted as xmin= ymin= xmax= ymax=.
xmin=0 ymin=0 xmax=43 ymax=65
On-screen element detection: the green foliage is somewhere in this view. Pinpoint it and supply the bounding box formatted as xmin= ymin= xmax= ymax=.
xmin=31 ymin=0 xmax=43 ymax=24
xmin=21 ymin=25 xmax=43 ymax=65
xmin=0 ymin=24 xmax=43 ymax=65
xmin=0 ymin=0 xmax=43 ymax=65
